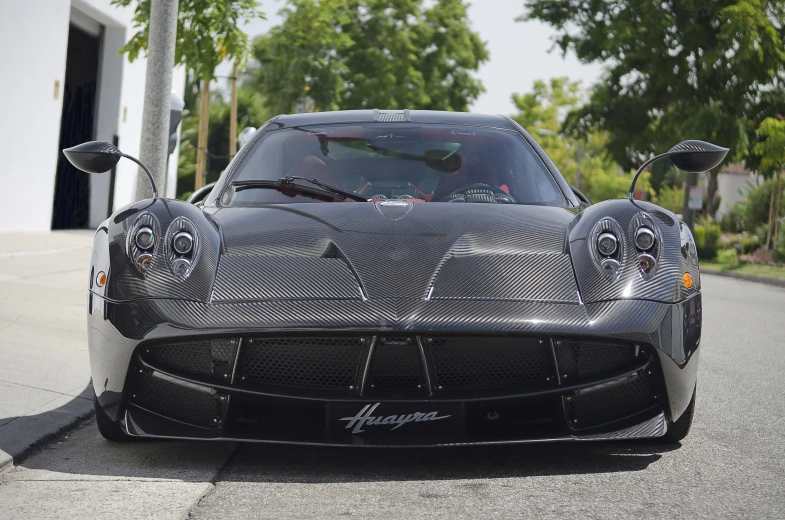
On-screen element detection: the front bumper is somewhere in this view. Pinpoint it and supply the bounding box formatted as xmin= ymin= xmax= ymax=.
xmin=88 ymin=294 xmax=701 ymax=445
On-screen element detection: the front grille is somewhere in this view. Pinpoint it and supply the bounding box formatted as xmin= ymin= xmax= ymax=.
xmin=427 ymin=337 xmax=552 ymax=391
xmin=237 ymin=337 xmax=366 ymax=390
xmin=567 ymin=372 xmax=656 ymax=429
xmin=370 ymin=341 xmax=421 ymax=390
xmin=556 ymin=340 xmax=639 ymax=379
xmin=140 ymin=338 xmax=238 ymax=381
xmin=129 ymin=370 xmax=227 ymax=428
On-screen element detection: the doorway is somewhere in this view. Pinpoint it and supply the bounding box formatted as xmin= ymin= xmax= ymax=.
xmin=51 ymin=22 xmax=101 ymax=229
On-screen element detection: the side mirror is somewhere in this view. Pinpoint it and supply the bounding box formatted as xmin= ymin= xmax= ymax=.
xmin=63 ymin=141 xmax=159 ymax=199
xmin=667 ymin=140 xmax=729 ymax=173
xmin=628 ymin=140 xmax=729 ymax=201
xmin=62 ymin=141 xmax=122 ymax=174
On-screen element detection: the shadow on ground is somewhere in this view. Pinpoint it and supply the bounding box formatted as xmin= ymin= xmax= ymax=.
xmin=0 ymin=385 xmax=93 ymax=460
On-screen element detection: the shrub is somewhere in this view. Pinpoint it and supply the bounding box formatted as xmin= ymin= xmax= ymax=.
xmin=720 ymin=203 xmax=746 ymax=232
xmin=694 ymin=223 xmax=721 ymax=260
xmin=740 ymin=236 xmax=762 ymax=254
xmin=717 ymin=248 xmax=740 ymax=268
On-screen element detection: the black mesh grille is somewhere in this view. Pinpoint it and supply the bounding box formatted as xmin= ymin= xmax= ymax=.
xmin=567 ymin=373 xmax=655 ymax=429
xmin=428 ymin=337 xmax=552 ymax=390
xmin=370 ymin=342 xmax=421 ymax=389
xmin=140 ymin=338 xmax=238 ymax=381
xmin=238 ymin=337 xmax=365 ymax=390
xmin=556 ymin=340 xmax=638 ymax=379
xmin=130 ymin=371 xmax=226 ymax=428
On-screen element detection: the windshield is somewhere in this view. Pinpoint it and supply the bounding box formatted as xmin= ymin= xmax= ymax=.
xmin=223 ymin=123 xmax=565 ymax=206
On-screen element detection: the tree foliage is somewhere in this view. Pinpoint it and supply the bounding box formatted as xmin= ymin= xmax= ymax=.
xmin=522 ymin=0 xmax=785 ymax=180
xmin=178 ymin=77 xmax=272 ymax=198
xmin=249 ymin=0 xmax=488 ymax=113
xmin=112 ymin=0 xmax=264 ymax=79
xmin=752 ymin=117 xmax=785 ymax=176
xmin=511 ymin=78 xmax=647 ymax=203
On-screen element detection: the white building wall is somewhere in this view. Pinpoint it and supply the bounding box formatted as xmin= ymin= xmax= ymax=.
xmin=716 ymin=173 xmax=762 ymax=220
xmin=0 ymin=0 xmax=71 ymax=233
xmin=0 ymin=0 xmax=185 ymax=232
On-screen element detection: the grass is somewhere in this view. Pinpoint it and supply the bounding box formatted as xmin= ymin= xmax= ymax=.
xmin=700 ymin=258 xmax=785 ymax=280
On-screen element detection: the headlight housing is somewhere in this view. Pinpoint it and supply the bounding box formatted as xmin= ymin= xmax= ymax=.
xmin=590 ymin=218 xmax=624 ymax=281
xmin=630 ymin=213 xmax=661 ymax=278
xmin=127 ymin=213 xmax=160 ymax=274
xmin=165 ymin=217 xmax=199 ymax=279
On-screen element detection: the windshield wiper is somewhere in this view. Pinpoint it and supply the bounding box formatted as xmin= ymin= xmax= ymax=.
xmin=231 ymin=177 xmax=369 ymax=202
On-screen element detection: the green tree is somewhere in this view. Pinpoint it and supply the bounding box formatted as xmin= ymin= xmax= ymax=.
xmin=522 ymin=0 xmax=785 ymax=219
xmin=752 ymin=116 xmax=785 ymax=247
xmin=511 ymin=78 xmax=646 ymax=203
xmin=112 ymin=0 xmax=263 ymax=80
xmin=113 ymin=0 xmax=265 ymax=189
xmin=178 ymin=76 xmax=272 ymax=198
xmin=250 ymin=0 xmax=488 ymax=113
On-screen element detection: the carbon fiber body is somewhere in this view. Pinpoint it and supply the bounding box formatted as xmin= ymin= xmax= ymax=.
xmin=87 ymin=110 xmax=701 ymax=446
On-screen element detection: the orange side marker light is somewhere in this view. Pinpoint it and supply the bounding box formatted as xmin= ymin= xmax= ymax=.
xmin=683 ymin=272 xmax=693 ymax=289
xmin=96 ymin=271 xmax=107 ymax=288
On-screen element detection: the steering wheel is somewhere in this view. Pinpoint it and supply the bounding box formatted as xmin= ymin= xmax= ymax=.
xmin=443 ymin=183 xmax=517 ymax=204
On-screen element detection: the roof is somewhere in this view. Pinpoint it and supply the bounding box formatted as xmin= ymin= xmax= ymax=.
xmin=720 ymin=163 xmax=752 ymax=176
xmin=271 ymin=109 xmax=517 ymax=130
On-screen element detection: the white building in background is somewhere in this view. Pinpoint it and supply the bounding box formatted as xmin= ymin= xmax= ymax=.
xmin=0 ymin=0 xmax=186 ymax=232
xmin=714 ymin=163 xmax=762 ymax=220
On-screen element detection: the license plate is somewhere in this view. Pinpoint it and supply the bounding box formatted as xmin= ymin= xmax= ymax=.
xmin=328 ymin=401 xmax=464 ymax=443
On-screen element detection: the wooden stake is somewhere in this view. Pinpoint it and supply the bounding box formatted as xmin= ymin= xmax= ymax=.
xmin=229 ymin=64 xmax=238 ymax=157
xmin=195 ymin=79 xmax=210 ymax=190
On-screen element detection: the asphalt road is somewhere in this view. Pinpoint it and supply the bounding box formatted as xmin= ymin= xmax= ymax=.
xmin=1 ymin=274 xmax=784 ymax=519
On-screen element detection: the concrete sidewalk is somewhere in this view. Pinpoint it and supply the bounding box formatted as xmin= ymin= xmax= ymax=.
xmin=0 ymin=231 xmax=95 ymax=463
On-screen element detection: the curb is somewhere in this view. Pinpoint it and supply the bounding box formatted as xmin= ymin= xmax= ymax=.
xmin=702 ymin=269 xmax=785 ymax=289
xmin=0 ymin=449 xmax=12 ymax=473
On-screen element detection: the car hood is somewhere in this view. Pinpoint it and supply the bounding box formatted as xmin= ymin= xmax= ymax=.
xmin=208 ymin=201 xmax=580 ymax=303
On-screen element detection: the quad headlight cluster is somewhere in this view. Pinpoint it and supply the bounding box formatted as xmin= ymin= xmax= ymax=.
xmin=127 ymin=214 xmax=199 ymax=278
xmin=591 ymin=213 xmax=661 ymax=282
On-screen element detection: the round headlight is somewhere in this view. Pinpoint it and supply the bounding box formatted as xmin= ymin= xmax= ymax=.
xmin=600 ymin=258 xmax=621 ymax=281
xmin=171 ymin=258 xmax=191 ymax=277
xmin=597 ymin=232 xmax=618 ymax=256
xmin=135 ymin=227 xmax=155 ymax=250
xmin=172 ymin=232 xmax=193 ymax=255
xmin=136 ymin=253 xmax=153 ymax=272
xmin=635 ymin=227 xmax=656 ymax=251
xmin=639 ymin=253 xmax=657 ymax=274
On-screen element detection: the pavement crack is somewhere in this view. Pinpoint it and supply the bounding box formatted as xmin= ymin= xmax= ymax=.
xmin=186 ymin=442 xmax=243 ymax=519
xmin=0 ymin=379 xmax=89 ymax=399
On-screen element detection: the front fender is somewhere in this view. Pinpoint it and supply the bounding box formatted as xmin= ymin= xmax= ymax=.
xmin=568 ymin=199 xmax=700 ymax=304
xmin=90 ymin=198 xmax=222 ymax=303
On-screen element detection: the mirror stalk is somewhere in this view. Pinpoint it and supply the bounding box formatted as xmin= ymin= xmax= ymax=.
xmin=122 ymin=153 xmax=159 ymax=200
xmin=628 ymin=152 xmax=670 ymax=201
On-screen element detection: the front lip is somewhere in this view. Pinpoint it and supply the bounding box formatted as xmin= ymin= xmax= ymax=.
xmin=123 ymin=406 xmax=668 ymax=446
